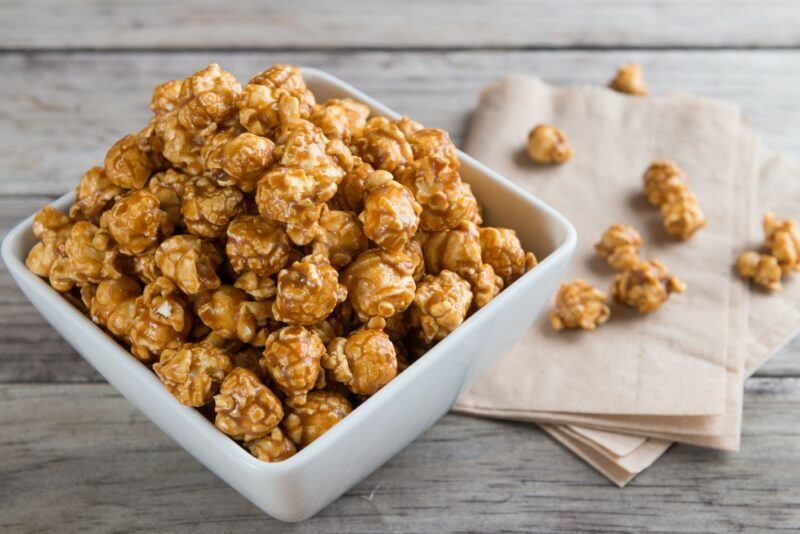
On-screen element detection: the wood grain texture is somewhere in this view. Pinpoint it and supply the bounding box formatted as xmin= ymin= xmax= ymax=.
xmin=3 ymin=1 xmax=800 ymax=50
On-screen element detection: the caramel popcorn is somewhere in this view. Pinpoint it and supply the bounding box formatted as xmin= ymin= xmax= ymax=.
xmin=277 ymin=117 xmax=349 ymax=194
xmin=214 ymin=367 xmax=283 ymax=441
xmin=550 ymin=279 xmax=610 ymax=331
xmin=89 ymin=275 xmax=141 ymax=338
xmin=526 ymin=124 xmax=573 ymax=164
xmin=248 ymin=428 xmax=297 ymax=462
xmin=261 ymin=326 xmax=325 ymax=403
xmin=130 ymin=247 xmax=160 ymax=283
xmin=147 ymin=169 xmax=193 ymax=228
xmin=130 ymin=277 xmax=193 ymax=361
xmin=595 ymin=224 xmax=642 ymax=271
xmin=422 ymin=219 xmax=482 ymax=280
xmin=177 ymin=63 xmax=241 ymax=133
xmin=341 ymin=249 xmax=417 ymax=325
xmin=255 ymin=166 xmax=325 ymax=246
xmin=609 ymin=62 xmax=648 ymax=96
xmin=308 ymin=317 xmax=344 ymax=346
xmin=401 ymin=156 xmax=477 ymax=231
xmin=643 ymin=160 xmax=687 ymax=206
xmin=394 ymin=115 xmax=424 ymax=138
xmin=224 ymin=216 xmax=288 ymax=278
xmin=324 ymin=328 xmax=397 ymax=395
xmin=331 ymin=156 xmax=374 ymax=213
xmin=195 ymin=286 xmax=272 ymax=344
xmin=103 ymin=190 xmax=172 ymax=255
xmin=104 ymin=134 xmax=154 ymax=190
xmin=70 ymin=167 xmax=124 ymax=222
xmin=283 ymin=390 xmax=353 ymax=447
xmin=204 ymin=132 xmax=275 ymax=193
xmin=611 ymin=260 xmax=686 ymax=313
xmin=154 ymin=341 xmax=233 ymax=407
xmin=408 ymin=128 xmax=460 ymax=169
xmin=150 ymin=79 xmax=182 ymax=115
xmin=273 ymin=254 xmax=347 ymax=326
xmin=359 ymin=175 xmax=422 ymax=252
xmin=155 ymin=235 xmax=222 ymax=295
xmin=737 ymin=251 xmax=782 ymax=291
xmin=234 ymin=271 xmax=277 ymax=301
xmin=310 ymin=98 xmax=371 ymax=144
xmin=238 ymin=64 xmax=316 ymax=136
xmin=63 ymin=220 xmax=123 ymax=285
xmin=410 ymin=270 xmax=472 ymax=343
xmin=154 ymin=111 xmax=205 ymax=175
xmin=405 ymin=233 xmax=426 ymax=283
xmin=181 ymin=175 xmax=244 ymax=238
xmin=312 ymin=206 xmax=368 ymax=269
xmin=471 ymin=263 xmax=503 ymax=309
xmin=763 ymin=212 xmax=800 ymax=274
xmin=479 ymin=226 xmax=537 ymax=284
xmin=660 ymin=190 xmax=706 ymax=240
xmin=352 ymin=117 xmax=413 ymax=172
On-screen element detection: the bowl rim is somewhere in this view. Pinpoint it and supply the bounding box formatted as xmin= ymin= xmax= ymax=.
xmin=1 ymin=67 xmax=577 ymax=475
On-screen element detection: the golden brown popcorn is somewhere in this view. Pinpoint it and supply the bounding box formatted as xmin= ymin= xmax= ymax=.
xmin=479 ymin=226 xmax=537 ymax=284
xmin=154 ymin=111 xmax=205 ymax=175
xmin=277 ymin=118 xmax=349 ymax=197
xmin=283 ymin=390 xmax=352 ymax=447
xmin=611 ymin=259 xmax=686 ymax=313
xmin=103 ymin=190 xmax=172 ymax=255
xmin=89 ymin=275 xmax=141 ymax=339
xmin=148 ymin=168 xmax=193 ymax=228
xmin=64 ymin=221 xmax=121 ymax=284
xmin=595 ymin=224 xmax=643 ymax=271
xmin=214 ymin=367 xmax=283 ymax=441
xmin=33 ymin=205 xmax=71 ymax=242
xmin=230 ymin=345 xmax=267 ymax=378
xmin=247 ymin=428 xmax=297 ymax=462
xmin=153 ymin=341 xmax=233 ymax=407
xmin=238 ymin=64 xmax=316 ymax=136
xmin=352 ymin=117 xmax=413 ymax=172
xmin=261 ymin=326 xmax=326 ymax=404
xmin=394 ymin=115 xmax=424 ymax=138
xmin=273 ymin=254 xmax=347 ymax=326
xmin=527 ymin=124 xmax=573 ymax=164
xmin=70 ymin=167 xmax=124 ymax=222
xmin=330 ymin=156 xmax=374 ymax=213
xmin=181 ymin=175 xmax=244 ymax=238
xmin=763 ymin=212 xmax=800 ymax=274
xmin=195 ymin=286 xmax=273 ymax=344
xmin=48 ymin=257 xmax=79 ymax=293
xmin=410 ymin=270 xmax=472 ymax=343
xmin=104 ymin=134 xmax=154 ymax=190
xmin=341 ymin=249 xmax=417 ymax=325
xmin=643 ymin=160 xmax=687 ymax=206
xmin=312 ymin=206 xmax=369 ymax=269
xmin=310 ymin=98 xmax=371 ymax=144
xmin=408 ymin=128 xmax=460 ymax=169
xmin=177 ymin=63 xmax=241 ymax=133
xmin=129 ymin=247 xmax=160 ymax=283
xmin=422 ymin=219 xmax=482 ymax=280
xmin=609 ymin=62 xmax=648 ymax=96
xmin=225 ymin=215 xmax=291 ymax=276
xmin=26 ymin=239 xmax=66 ymax=281
xmin=405 ymin=233 xmax=426 ymax=283
xmin=324 ymin=328 xmax=397 ymax=396
xmin=400 ymin=156 xmax=477 ymax=231
xmin=203 ymin=132 xmax=275 ymax=193
xmin=255 ymin=166 xmax=325 ymax=246
xmin=550 ymin=279 xmax=610 ymax=331
xmin=150 ymin=79 xmax=182 ymax=115
xmin=359 ymin=176 xmax=422 ymax=252
xmin=234 ymin=271 xmax=277 ymax=301
xmin=737 ymin=251 xmax=783 ymax=291
xmin=308 ymin=318 xmax=344 ymax=346
xmin=660 ymin=191 xmax=707 ymax=240
xmin=471 ymin=263 xmax=503 ymax=309
xmin=130 ymin=277 xmax=194 ymax=361
xmin=155 ymin=235 xmax=222 ymax=295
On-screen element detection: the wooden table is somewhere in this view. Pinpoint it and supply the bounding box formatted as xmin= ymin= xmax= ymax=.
xmin=2 ymin=2 xmax=800 ymax=531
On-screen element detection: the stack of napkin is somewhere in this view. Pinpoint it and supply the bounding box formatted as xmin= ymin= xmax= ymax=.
xmin=453 ymin=76 xmax=800 ymax=485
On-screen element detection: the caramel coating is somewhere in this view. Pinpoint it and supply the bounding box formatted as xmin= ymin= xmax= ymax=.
xmin=278 ymin=118 xmax=348 ymax=195
xmin=261 ymin=326 xmax=325 ymax=403
xmin=234 ymin=271 xmax=277 ymax=301
xmin=130 ymin=277 xmax=193 ymax=361
xmin=181 ymin=175 xmax=244 ymax=238
xmin=359 ymin=177 xmax=422 ymax=252
xmin=312 ymin=206 xmax=369 ymax=269
xmin=273 ymin=254 xmax=347 ymax=326
xmin=150 ymin=79 xmax=182 ymax=115
xmin=352 ymin=117 xmax=413 ymax=172
xmin=331 ymin=156 xmax=374 ymax=213
xmin=148 ymin=169 xmax=193 ymax=228
xmin=422 ymin=219 xmax=482 ymax=279
xmin=33 ymin=205 xmax=71 ymax=242
xmin=479 ymin=226 xmax=537 ymax=284
xmin=103 ymin=190 xmax=171 ymax=255
xmin=611 ymin=259 xmax=686 ymax=313
xmin=763 ymin=212 xmax=800 ymax=274
xmin=283 ymin=390 xmax=352 ymax=447
xmin=660 ymin=190 xmax=707 ymax=240
xmin=204 ymin=132 xmax=275 ymax=193
xmin=64 ymin=221 xmax=120 ymax=284
xmin=255 ymin=167 xmax=325 ymax=246
xmin=324 ymin=328 xmax=397 ymax=395
xmin=609 ymin=62 xmax=649 ymax=96
xmin=310 ymin=98 xmax=370 ymax=144
xmin=214 ymin=367 xmax=283 ymax=441
xmin=177 ymin=63 xmax=241 ymax=133
xmin=405 ymin=234 xmax=426 ymax=283
xmin=196 ymin=286 xmax=272 ymax=344
xmin=154 ymin=342 xmax=233 ymax=407
xmin=238 ymin=64 xmax=316 ymax=136
xmin=408 ymin=128 xmax=460 ymax=169
xmin=154 ymin=111 xmax=205 ymax=175
xmin=471 ymin=263 xmax=503 ymax=309
xmin=247 ymin=428 xmax=297 ymax=462
xmin=737 ymin=251 xmax=783 ymax=291
xmin=400 ymin=156 xmax=477 ymax=231
xmin=70 ymin=167 xmax=124 ymax=222
xmin=595 ymin=224 xmax=642 ymax=271
xmin=341 ymin=249 xmax=417 ymax=324
xmin=226 ymin=215 xmax=291 ymax=276
xmin=643 ymin=160 xmax=687 ymax=206
xmin=130 ymin=247 xmax=161 ymax=284
xmin=526 ymin=124 xmax=573 ymax=164
xmin=550 ymin=279 xmax=610 ymax=331
xmin=394 ymin=116 xmax=424 ymax=138
xmin=104 ymin=134 xmax=154 ymax=190
xmin=89 ymin=275 xmax=141 ymax=339
xmin=411 ymin=270 xmax=472 ymax=343
xmin=155 ymin=235 xmax=222 ymax=295
xmin=27 ymin=208 xmax=75 ymax=289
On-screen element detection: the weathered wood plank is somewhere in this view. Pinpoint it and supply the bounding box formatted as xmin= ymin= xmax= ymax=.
xmin=2 ymin=50 xmax=800 ymax=195
xmin=3 ymin=1 xmax=800 ymax=50
xmin=0 ymin=380 xmax=798 ymax=532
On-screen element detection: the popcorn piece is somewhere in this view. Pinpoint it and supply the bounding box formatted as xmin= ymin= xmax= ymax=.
xmin=471 ymin=263 xmax=503 ymax=309
xmin=359 ymin=174 xmax=422 ymax=252
xmin=526 ymin=124 xmax=573 ymax=164
xmin=408 ymin=128 xmax=460 ymax=169
xmin=153 ymin=341 xmax=233 ymax=407
xmin=255 ymin=166 xmax=325 ymax=246
xmin=103 ymin=190 xmax=172 ymax=255
xmin=763 ymin=212 xmax=800 ymax=274
xmin=130 ymin=277 xmax=194 ymax=361
xmin=324 ymin=328 xmax=398 ymax=396
xmin=479 ymin=226 xmax=537 ymax=284
xmin=550 ymin=279 xmax=610 ymax=331
xmin=405 ymin=233 xmax=426 ymax=283
xmin=70 ymin=167 xmax=124 ymax=222
xmin=177 ymin=63 xmax=241 ymax=133
xmin=226 ymin=215 xmax=291 ymax=276
xmin=214 ymin=367 xmax=283 ymax=441
xmin=595 ymin=224 xmax=643 ymax=271
xmin=155 ymin=235 xmax=222 ymax=295
xmin=195 ymin=286 xmax=272 ymax=344
xmin=203 ymin=132 xmax=275 ymax=193
xmin=147 ymin=169 xmax=193 ymax=228
xmin=643 ymin=160 xmax=687 ymax=206
xmin=609 ymin=62 xmax=648 ymax=96
xmin=310 ymin=98 xmax=370 ymax=144
xmin=312 ymin=206 xmax=369 ymax=269
xmin=261 ymin=326 xmax=326 ymax=403
xmin=400 ymin=156 xmax=477 ymax=231
xmin=234 ymin=271 xmax=277 ymax=301
xmin=394 ymin=116 xmax=424 ymax=138
xmin=247 ymin=428 xmax=297 ymax=462
xmin=611 ymin=259 xmax=686 ymax=313
xmin=410 ymin=270 xmax=472 ymax=343
xmin=273 ymin=254 xmax=347 ymax=326
xmin=330 ymin=156 xmax=374 ymax=213
xmin=104 ymin=134 xmax=154 ymax=190
xmin=277 ymin=118 xmax=349 ymax=197
xmin=64 ymin=221 xmax=121 ymax=284
xmin=422 ymin=219 xmax=482 ymax=280
xmin=32 ymin=205 xmax=71 ymax=242
xmin=283 ymin=390 xmax=352 ymax=447
xmin=352 ymin=117 xmax=413 ymax=172
xmin=150 ymin=79 xmax=182 ymax=115
xmin=154 ymin=111 xmax=205 ymax=175
xmin=341 ymin=249 xmax=417 ymax=325
xmin=660 ymin=190 xmax=706 ymax=240
xmin=231 ymin=345 xmax=267 ymax=378
xmin=308 ymin=318 xmax=344 ymax=346
xmin=737 ymin=251 xmax=783 ymax=291
xmin=181 ymin=175 xmax=244 ymax=238
xmin=89 ymin=275 xmax=141 ymax=339
xmin=130 ymin=247 xmax=160 ymax=284
xmin=238 ymin=64 xmax=316 ymax=136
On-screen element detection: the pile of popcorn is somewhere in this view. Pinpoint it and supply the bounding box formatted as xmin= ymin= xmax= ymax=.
xmin=25 ymin=63 xmax=537 ymax=461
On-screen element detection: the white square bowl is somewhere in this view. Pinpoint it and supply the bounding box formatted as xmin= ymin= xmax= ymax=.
xmin=2 ymin=68 xmax=576 ymax=522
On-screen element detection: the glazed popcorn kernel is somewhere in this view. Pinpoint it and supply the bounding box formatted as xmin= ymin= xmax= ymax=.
xmin=277 ymin=117 xmax=350 ymax=193
xmin=611 ymin=259 xmax=686 ymax=313
xmin=154 ymin=341 xmax=234 ymax=407
xmin=550 ymin=279 xmax=610 ymax=331
xmin=479 ymin=226 xmax=537 ymax=285
xmin=310 ymin=98 xmax=371 ymax=144
xmin=312 ymin=205 xmax=369 ymax=269
xmin=394 ymin=115 xmax=424 ymax=138
xmin=204 ymin=132 xmax=275 ymax=193
xmin=33 ymin=205 xmax=72 ymax=242
xmin=103 ymin=190 xmax=172 ymax=256
xmin=176 ymin=63 xmax=241 ymax=133
xmin=609 ymin=62 xmax=649 ymax=96
xmin=273 ymin=254 xmax=347 ymax=326
xmin=104 ymin=134 xmax=154 ymax=190
xmin=64 ymin=221 xmax=121 ymax=284
xmin=422 ymin=219 xmax=483 ymax=280
xmin=595 ymin=224 xmax=643 ymax=271
xmin=195 ymin=286 xmax=272 ymax=344
xmin=234 ymin=271 xmax=277 ymax=301
xmin=89 ymin=275 xmax=141 ymax=339
xmin=737 ymin=251 xmax=783 ymax=292
xmin=214 ymin=367 xmax=284 ymax=441
xmin=148 ymin=168 xmax=193 ymax=228
xmin=526 ymin=124 xmax=573 ymax=164
xmin=643 ymin=160 xmax=688 ymax=206
xmin=408 ymin=128 xmax=460 ymax=169
xmin=155 ymin=235 xmax=222 ymax=295
xmin=308 ymin=317 xmax=344 ymax=346
xmin=154 ymin=111 xmax=205 ymax=175
xmin=150 ymin=79 xmax=182 ymax=116
xmin=226 ymin=215 xmax=291 ymax=276
xmin=324 ymin=328 xmax=398 ymax=396
xmin=181 ymin=175 xmax=244 ymax=238
xmin=660 ymin=190 xmax=707 ymax=240
xmin=331 ymin=156 xmax=375 ymax=213
xmin=130 ymin=247 xmax=161 ymax=284
xmin=70 ymin=167 xmax=124 ymax=222
xmin=248 ymin=428 xmax=297 ymax=462
xmin=255 ymin=166 xmax=325 ymax=246
xmin=341 ymin=249 xmax=417 ymax=324
xmin=352 ymin=116 xmax=414 ymax=172
xmin=283 ymin=390 xmax=353 ymax=447
xmin=261 ymin=325 xmax=326 ymax=403
xmin=238 ymin=64 xmax=316 ymax=136
xmin=231 ymin=345 xmax=268 ymax=378
xmin=359 ymin=174 xmax=422 ymax=252
xmin=405 ymin=233 xmax=426 ymax=283
xmin=763 ymin=212 xmax=800 ymax=274
xmin=411 ymin=270 xmax=473 ymax=343
xmin=130 ymin=277 xmax=194 ymax=361
xmin=471 ymin=263 xmax=504 ymax=309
